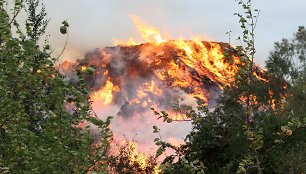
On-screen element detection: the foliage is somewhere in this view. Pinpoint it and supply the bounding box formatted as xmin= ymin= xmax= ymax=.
xmin=103 ymin=140 xmax=158 ymax=174
xmin=152 ymin=119 xmax=205 ymax=174
xmin=266 ymin=26 xmax=306 ymax=83
xmin=152 ymin=1 xmax=306 ymax=174
xmin=1 ymin=0 xmax=305 ymax=173
xmin=0 ymin=0 xmax=112 ymax=173
xmin=153 ymin=72 xmax=305 ymax=173
xmin=263 ymin=26 xmax=306 ymax=173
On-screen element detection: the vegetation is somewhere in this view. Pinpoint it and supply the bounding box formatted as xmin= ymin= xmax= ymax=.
xmin=0 ymin=0 xmax=112 ymax=173
xmin=104 ymin=141 xmax=157 ymax=174
xmin=153 ymin=1 xmax=306 ymax=174
xmin=0 ymin=0 xmax=305 ymax=174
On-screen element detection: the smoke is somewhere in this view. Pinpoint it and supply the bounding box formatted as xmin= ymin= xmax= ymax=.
xmin=91 ymin=103 xmax=191 ymax=153
xmin=59 ymin=40 xmax=237 ymax=154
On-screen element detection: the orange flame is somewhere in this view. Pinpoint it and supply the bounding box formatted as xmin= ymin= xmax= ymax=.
xmin=91 ymin=15 xmax=262 ymax=116
xmin=114 ymin=16 xmax=240 ymax=87
xmin=126 ymin=142 xmax=148 ymax=169
xmin=81 ymin=65 xmax=87 ymax=72
xmin=253 ymin=68 xmax=269 ymax=82
xmin=114 ymin=15 xmax=167 ymax=46
xmin=91 ymin=78 xmax=120 ymax=104
xmin=80 ymin=15 xmax=275 ymax=119
xmin=128 ymin=80 xmax=162 ymax=108
xmin=117 ymin=141 xmax=161 ymax=173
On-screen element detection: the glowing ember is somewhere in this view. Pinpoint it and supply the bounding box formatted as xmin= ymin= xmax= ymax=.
xmin=81 ymin=65 xmax=87 ymax=72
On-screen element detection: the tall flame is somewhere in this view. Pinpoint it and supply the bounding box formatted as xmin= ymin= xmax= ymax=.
xmin=113 ymin=16 xmax=240 ymax=87
xmin=114 ymin=15 xmax=167 ymax=46
xmin=91 ymin=78 xmax=120 ymax=104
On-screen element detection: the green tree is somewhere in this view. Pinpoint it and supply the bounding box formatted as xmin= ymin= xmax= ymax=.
xmin=266 ymin=26 xmax=306 ymax=119
xmin=154 ymin=1 xmax=306 ymax=174
xmin=0 ymin=0 xmax=112 ymax=173
xmin=103 ymin=140 xmax=157 ymax=174
xmin=266 ymin=26 xmax=306 ymax=83
xmin=264 ymin=26 xmax=306 ymax=173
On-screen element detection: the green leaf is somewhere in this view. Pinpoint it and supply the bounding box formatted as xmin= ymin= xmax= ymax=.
xmin=156 ymin=146 xmax=165 ymax=157
xmin=281 ymin=126 xmax=288 ymax=132
xmin=155 ymin=141 xmax=162 ymax=146
xmin=60 ymin=26 xmax=67 ymax=34
xmin=193 ymin=159 xmax=199 ymax=164
xmin=153 ymin=125 xmax=159 ymax=133
xmin=62 ymin=20 xmax=69 ymax=27
xmin=87 ymin=66 xmax=95 ymax=73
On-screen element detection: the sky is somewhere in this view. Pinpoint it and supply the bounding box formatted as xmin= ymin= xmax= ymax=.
xmin=43 ymin=0 xmax=306 ymax=66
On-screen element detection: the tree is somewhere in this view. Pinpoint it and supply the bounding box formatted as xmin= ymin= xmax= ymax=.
xmin=153 ymin=1 xmax=306 ymax=174
xmin=266 ymin=26 xmax=306 ymax=83
xmin=103 ymin=140 xmax=157 ymax=174
xmin=264 ymin=26 xmax=306 ymax=173
xmin=266 ymin=26 xmax=306 ymax=119
xmin=0 ymin=0 xmax=112 ymax=173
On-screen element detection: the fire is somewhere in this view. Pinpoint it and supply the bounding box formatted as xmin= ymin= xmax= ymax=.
xmin=127 ymin=80 xmax=162 ymax=109
xmin=268 ymin=88 xmax=287 ymax=111
xmin=83 ymin=15 xmax=258 ymax=118
xmin=126 ymin=141 xmax=148 ymax=170
xmin=81 ymin=65 xmax=87 ymax=72
xmin=268 ymin=90 xmax=276 ymax=110
xmin=131 ymin=15 xmax=166 ymax=45
xmin=170 ymin=40 xmax=240 ymax=86
xmin=166 ymin=110 xmax=189 ymax=121
xmin=113 ymin=16 xmax=240 ymax=87
xmin=70 ymin=15 xmax=279 ymax=172
xmin=114 ymin=15 xmax=167 ymax=46
xmin=91 ymin=78 xmax=120 ymax=104
xmin=252 ymin=67 xmax=269 ymax=82
xmin=239 ymin=95 xmax=258 ymax=106
xmin=109 ymin=140 xmax=161 ymax=174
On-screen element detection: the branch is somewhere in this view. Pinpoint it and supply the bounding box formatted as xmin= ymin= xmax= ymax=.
xmin=82 ymin=146 xmax=109 ymax=174
xmin=55 ymin=30 xmax=69 ymax=62
xmin=9 ymin=10 xmax=20 ymax=26
xmin=171 ymin=119 xmax=192 ymax=122
xmin=259 ymin=125 xmax=306 ymax=165
xmin=215 ymin=110 xmax=247 ymax=124
xmin=253 ymin=10 xmax=260 ymax=30
xmin=9 ymin=1 xmax=20 ymax=26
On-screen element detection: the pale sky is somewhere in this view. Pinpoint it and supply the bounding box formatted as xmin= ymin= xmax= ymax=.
xmin=43 ymin=0 xmax=306 ymax=66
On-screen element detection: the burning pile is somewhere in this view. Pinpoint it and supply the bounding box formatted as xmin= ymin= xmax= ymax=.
xmin=60 ymin=16 xmax=272 ymax=156
xmin=60 ymin=16 xmax=267 ymax=118
xmin=77 ymin=40 xmax=241 ymax=117
xmin=65 ymin=16 xmax=246 ymax=118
